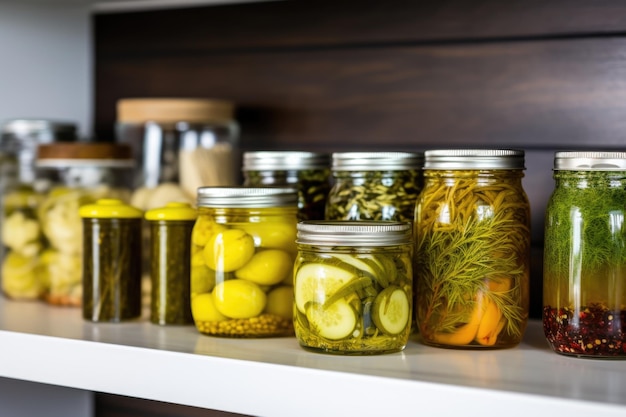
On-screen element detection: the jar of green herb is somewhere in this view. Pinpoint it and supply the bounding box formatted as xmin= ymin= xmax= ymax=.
xmin=145 ymin=202 xmax=196 ymax=325
xmin=543 ymin=151 xmax=626 ymax=358
xmin=325 ymin=152 xmax=423 ymax=223
xmin=414 ymin=149 xmax=530 ymax=349
xmin=242 ymin=151 xmax=330 ymax=221
xmin=79 ymin=198 xmax=143 ymax=322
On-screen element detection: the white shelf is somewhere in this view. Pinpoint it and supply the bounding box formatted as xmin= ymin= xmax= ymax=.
xmin=0 ymin=296 xmax=625 ymax=417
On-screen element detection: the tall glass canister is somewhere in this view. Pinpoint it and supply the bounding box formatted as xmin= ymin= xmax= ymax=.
xmin=414 ymin=149 xmax=530 ymax=349
xmin=543 ymin=151 xmax=626 ymax=358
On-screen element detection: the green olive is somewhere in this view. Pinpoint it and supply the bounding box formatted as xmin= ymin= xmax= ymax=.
xmin=203 ymin=229 xmax=255 ymax=272
xmin=192 ymin=293 xmax=227 ymax=322
xmin=191 ymin=264 xmax=216 ymax=295
xmin=212 ymin=279 xmax=267 ymax=319
xmin=192 ymin=216 xmax=227 ymax=247
xmin=264 ymin=285 xmax=294 ymax=320
xmin=239 ymin=221 xmax=296 ymax=254
xmin=235 ymin=249 xmax=293 ymax=286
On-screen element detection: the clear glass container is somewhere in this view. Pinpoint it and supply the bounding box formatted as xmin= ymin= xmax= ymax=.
xmin=242 ymin=151 xmax=331 ymax=221
xmin=116 ymin=98 xmax=240 ymax=194
xmin=325 ymin=152 xmax=423 ymax=223
xmin=79 ymin=199 xmax=143 ymax=322
xmin=145 ymin=202 xmax=196 ymax=325
xmin=35 ymin=143 xmax=134 ymax=306
xmin=294 ymin=221 xmax=413 ymax=355
xmin=191 ymin=187 xmax=297 ymax=337
xmin=543 ymin=151 xmax=626 ymax=358
xmin=414 ymin=149 xmax=530 ymax=349
xmin=0 ymin=120 xmax=78 ymax=301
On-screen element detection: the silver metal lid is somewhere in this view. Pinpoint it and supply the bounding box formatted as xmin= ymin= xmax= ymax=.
xmin=554 ymin=151 xmax=626 ymax=171
xmin=331 ymin=152 xmax=424 ymax=171
xmin=242 ymin=151 xmax=330 ymax=171
xmin=1 ymin=119 xmax=77 ymax=141
xmin=424 ymin=149 xmax=525 ymax=170
xmin=197 ymin=186 xmax=298 ymax=208
xmin=296 ymin=221 xmax=412 ymax=246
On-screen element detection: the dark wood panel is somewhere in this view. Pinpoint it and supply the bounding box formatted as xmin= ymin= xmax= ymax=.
xmin=94 ymin=0 xmax=626 ymax=55
xmin=95 ymin=37 xmax=626 ymax=150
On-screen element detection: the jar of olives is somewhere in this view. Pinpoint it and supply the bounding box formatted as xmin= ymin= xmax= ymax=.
xmin=242 ymin=151 xmax=331 ymax=221
xmin=414 ymin=149 xmax=530 ymax=349
xmin=294 ymin=221 xmax=413 ymax=354
xmin=191 ymin=186 xmax=298 ymax=337
xmin=544 ymin=152 xmax=626 ymax=358
xmin=145 ymin=202 xmax=196 ymax=325
xmin=79 ymin=199 xmax=143 ymax=322
xmin=325 ymin=152 xmax=423 ymax=223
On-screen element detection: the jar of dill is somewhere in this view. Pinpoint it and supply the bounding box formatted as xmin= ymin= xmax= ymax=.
xmin=543 ymin=151 xmax=626 ymax=358
xmin=242 ymin=151 xmax=330 ymax=221
xmin=414 ymin=149 xmax=530 ymax=349
xmin=325 ymin=152 xmax=423 ymax=223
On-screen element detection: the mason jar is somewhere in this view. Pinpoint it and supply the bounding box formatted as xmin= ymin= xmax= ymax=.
xmin=543 ymin=151 xmax=626 ymax=358
xmin=145 ymin=202 xmax=196 ymax=325
xmin=35 ymin=143 xmax=134 ymax=306
xmin=414 ymin=149 xmax=530 ymax=349
xmin=242 ymin=151 xmax=330 ymax=221
xmin=294 ymin=221 xmax=413 ymax=355
xmin=191 ymin=187 xmax=298 ymax=337
xmin=79 ymin=199 xmax=143 ymax=322
xmin=325 ymin=152 xmax=423 ymax=223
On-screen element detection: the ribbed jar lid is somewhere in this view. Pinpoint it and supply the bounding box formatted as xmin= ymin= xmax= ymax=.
xmin=554 ymin=151 xmax=626 ymax=170
xmin=296 ymin=221 xmax=412 ymax=246
xmin=424 ymin=149 xmax=525 ymax=170
xmin=197 ymin=186 xmax=298 ymax=208
xmin=1 ymin=119 xmax=77 ymax=135
xmin=331 ymin=152 xmax=424 ymax=171
xmin=242 ymin=151 xmax=330 ymax=171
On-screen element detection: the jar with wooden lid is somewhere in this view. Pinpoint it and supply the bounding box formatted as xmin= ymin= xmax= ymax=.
xmin=116 ymin=98 xmax=240 ymax=197
xmin=34 ymin=143 xmax=134 ymax=306
xmin=414 ymin=149 xmax=530 ymax=349
xmin=242 ymin=151 xmax=331 ymax=220
xmin=294 ymin=220 xmax=413 ymax=355
xmin=145 ymin=202 xmax=196 ymax=325
xmin=191 ymin=187 xmax=297 ymax=337
xmin=325 ymin=152 xmax=423 ymax=223
xmin=79 ymin=199 xmax=143 ymax=322
xmin=544 ymin=151 xmax=626 ymax=358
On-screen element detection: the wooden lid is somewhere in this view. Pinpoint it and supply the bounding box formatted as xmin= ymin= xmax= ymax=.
xmin=37 ymin=142 xmax=133 ymax=160
xmin=117 ymin=98 xmax=235 ymax=124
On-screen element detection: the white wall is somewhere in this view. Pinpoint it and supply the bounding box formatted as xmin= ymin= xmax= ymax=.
xmin=0 ymin=1 xmax=92 ymax=138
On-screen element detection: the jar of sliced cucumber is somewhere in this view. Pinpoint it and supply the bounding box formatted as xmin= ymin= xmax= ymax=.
xmin=294 ymin=221 xmax=413 ymax=354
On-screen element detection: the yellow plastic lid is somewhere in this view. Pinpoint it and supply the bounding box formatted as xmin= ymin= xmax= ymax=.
xmin=79 ymin=199 xmax=143 ymax=219
xmin=144 ymin=202 xmax=197 ymax=221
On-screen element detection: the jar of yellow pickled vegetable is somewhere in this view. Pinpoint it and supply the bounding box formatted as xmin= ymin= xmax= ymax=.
xmin=191 ymin=186 xmax=298 ymax=337
xmin=294 ymin=221 xmax=413 ymax=354
xmin=414 ymin=149 xmax=530 ymax=349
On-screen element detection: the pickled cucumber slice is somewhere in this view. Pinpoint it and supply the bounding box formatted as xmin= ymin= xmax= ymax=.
xmin=294 ymin=263 xmax=356 ymax=313
xmin=372 ymin=286 xmax=410 ymax=335
xmin=306 ymin=299 xmax=357 ymax=340
xmin=330 ymin=253 xmax=388 ymax=288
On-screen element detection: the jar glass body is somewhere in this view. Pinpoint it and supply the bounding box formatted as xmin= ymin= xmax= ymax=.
xmin=190 ymin=206 xmax=297 ymax=337
xmin=326 ymin=169 xmax=422 ymax=223
xmin=82 ymin=217 xmax=142 ymax=322
xmin=294 ymin=242 xmax=413 ymax=354
xmin=243 ymin=169 xmax=330 ymax=221
xmin=543 ymin=170 xmax=626 ymax=357
xmin=414 ymin=169 xmax=530 ymax=348
xmin=149 ymin=219 xmax=194 ymax=325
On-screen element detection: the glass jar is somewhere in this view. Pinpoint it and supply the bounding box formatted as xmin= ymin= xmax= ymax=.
xmin=145 ymin=202 xmax=196 ymax=325
xmin=325 ymin=152 xmax=423 ymax=223
xmin=242 ymin=151 xmax=331 ymax=221
xmin=191 ymin=187 xmax=297 ymax=337
xmin=0 ymin=119 xmax=78 ymax=301
xmin=294 ymin=221 xmax=413 ymax=355
xmin=414 ymin=149 xmax=530 ymax=349
xmin=543 ymin=151 xmax=626 ymax=358
xmin=79 ymin=199 xmax=143 ymax=322
xmin=116 ymin=98 xmax=240 ymax=194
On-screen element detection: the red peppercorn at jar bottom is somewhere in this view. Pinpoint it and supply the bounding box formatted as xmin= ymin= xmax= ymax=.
xmin=543 ymin=304 xmax=626 ymax=358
